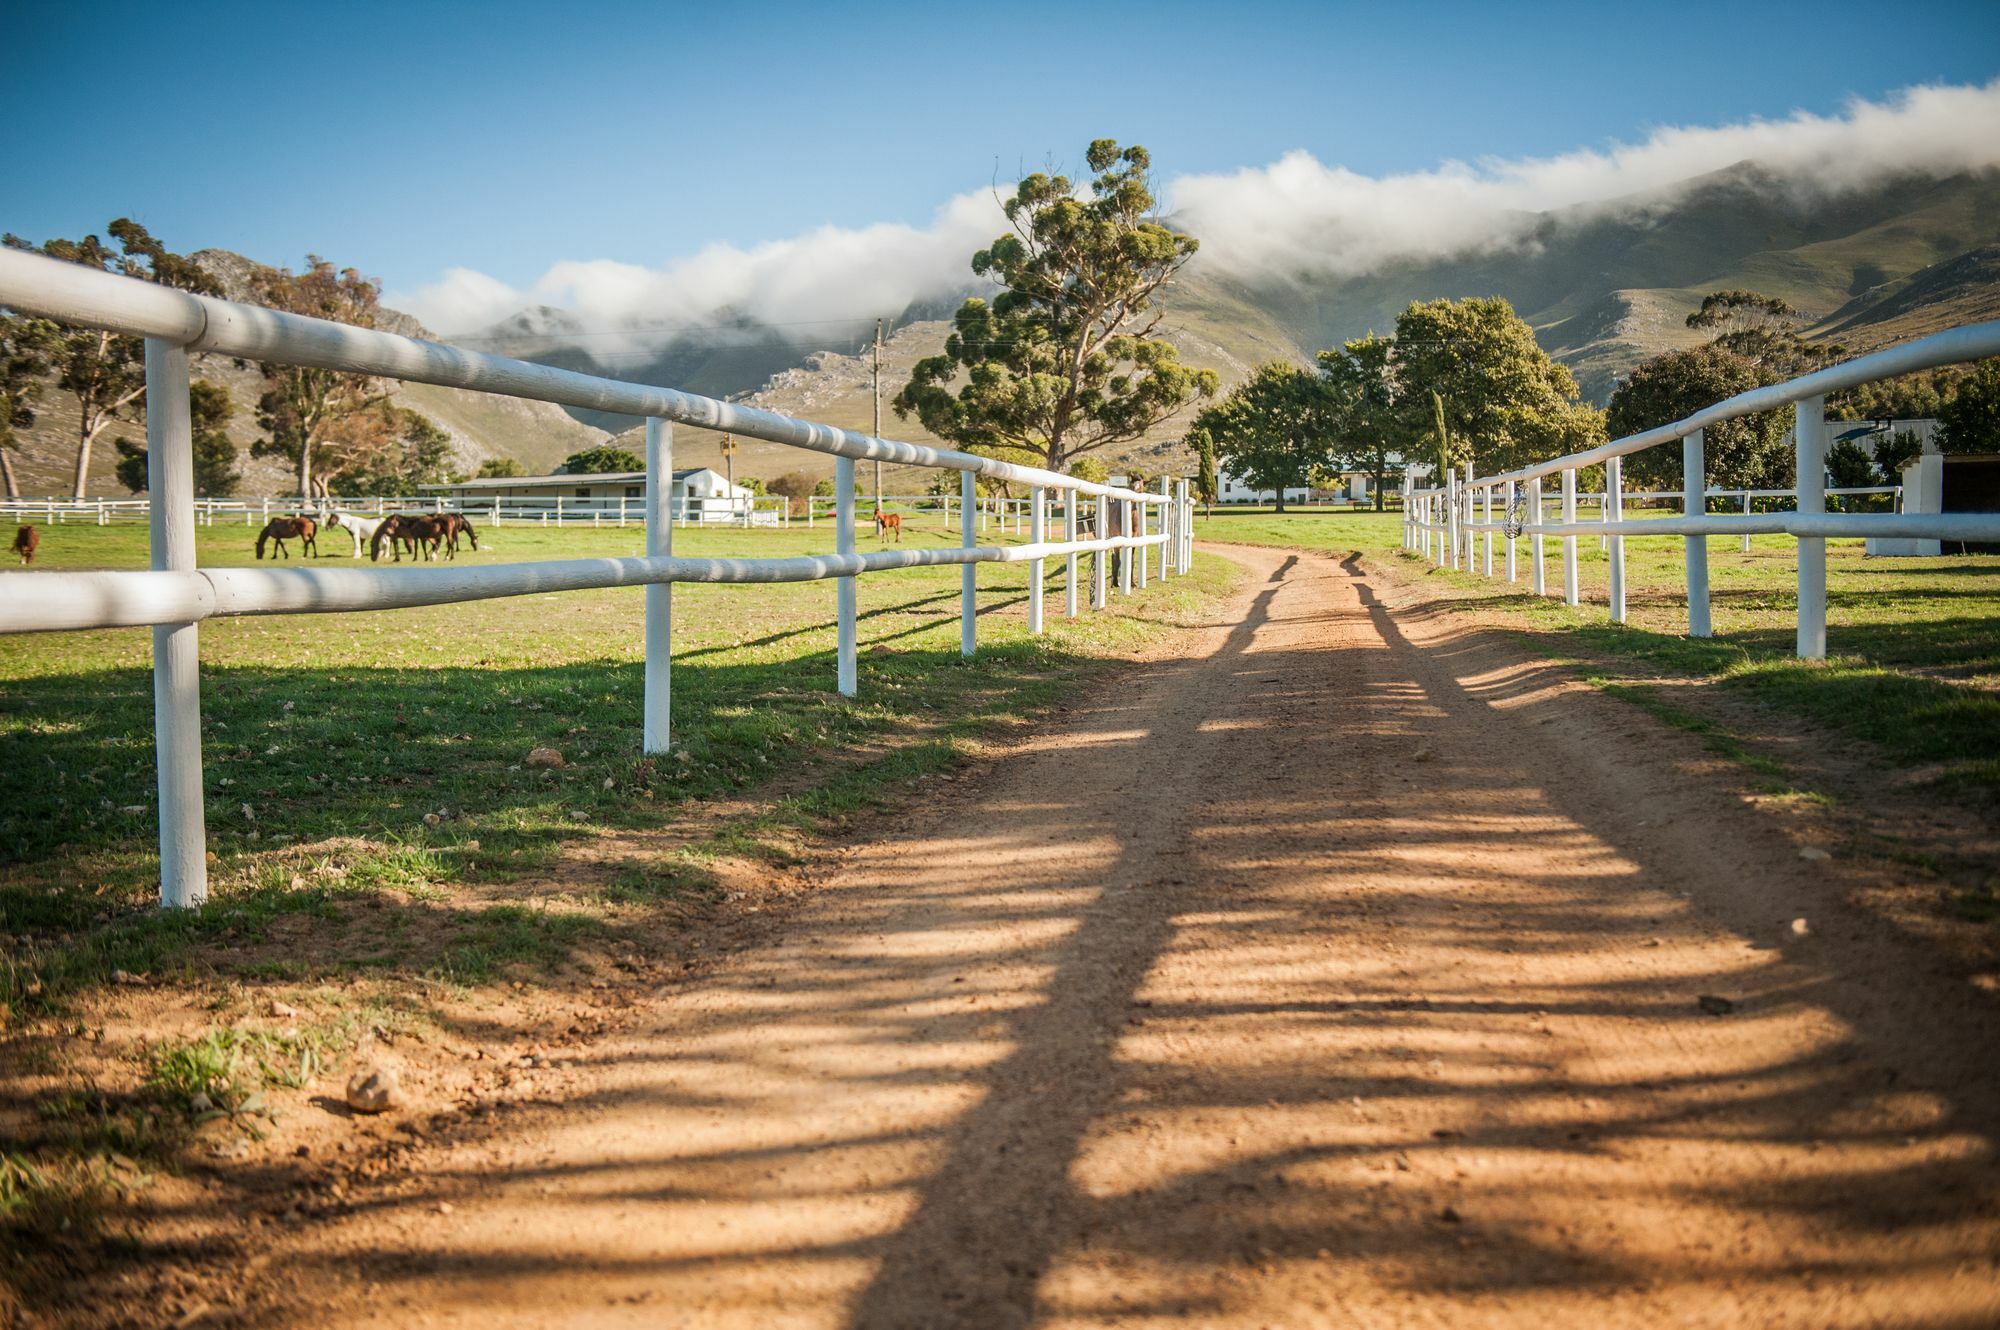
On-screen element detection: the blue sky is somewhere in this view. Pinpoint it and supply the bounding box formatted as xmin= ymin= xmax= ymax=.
xmin=8 ymin=0 xmax=2000 ymax=318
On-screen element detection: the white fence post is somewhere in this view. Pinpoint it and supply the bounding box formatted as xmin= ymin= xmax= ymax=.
xmin=1445 ymin=469 xmax=1459 ymax=569
xmin=146 ymin=340 xmax=207 ymax=910
xmin=1607 ymin=455 xmax=1626 ymax=624
xmin=1561 ymin=467 xmax=1579 ymax=607
xmin=960 ymin=470 xmax=977 ymax=656
xmin=644 ymin=420 xmax=673 ymax=753
xmin=1157 ymin=478 xmax=1172 ymax=581
xmin=1064 ymin=487 xmax=1078 ymax=618
xmin=1529 ymin=476 xmax=1546 ymax=596
xmin=1796 ymin=396 xmax=1828 ymax=659
xmin=836 ymin=455 xmax=857 ymax=695
xmin=1684 ymin=429 xmax=1712 ymax=638
xmin=1168 ymin=482 xmax=1184 ymax=576
xmin=1504 ymin=480 xmax=1518 ymax=582
xmin=1741 ymin=490 xmax=1753 ymax=553
xmin=1481 ymin=484 xmax=1493 ymax=576
xmin=1136 ymin=497 xmax=1149 ymax=590
xmin=1028 ymin=484 xmax=1045 ymax=635
xmin=1462 ymin=463 xmax=1475 ymax=568
xmin=1120 ymin=500 xmax=1134 ymax=596
xmin=1093 ymin=495 xmax=1108 ymax=609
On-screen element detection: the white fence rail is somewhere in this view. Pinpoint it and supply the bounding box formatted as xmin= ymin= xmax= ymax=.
xmin=0 ymin=493 xmax=793 ymax=528
xmin=0 ymin=490 xmax=1075 ymax=532
xmin=1401 ymin=319 xmax=2000 ymax=654
xmin=0 ymin=246 xmax=1195 ymax=909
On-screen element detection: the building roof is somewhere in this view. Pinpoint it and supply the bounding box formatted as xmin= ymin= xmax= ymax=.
xmin=420 ymin=468 xmax=720 ymax=493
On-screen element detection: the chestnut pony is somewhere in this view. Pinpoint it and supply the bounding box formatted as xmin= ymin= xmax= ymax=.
xmin=13 ymin=525 xmax=38 ymax=565
xmin=873 ymin=510 xmax=903 ymax=542
xmin=255 ymin=515 xmax=318 ymax=559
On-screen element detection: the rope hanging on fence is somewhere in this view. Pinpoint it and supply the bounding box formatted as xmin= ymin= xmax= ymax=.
xmin=1502 ymin=492 xmax=1529 ymax=539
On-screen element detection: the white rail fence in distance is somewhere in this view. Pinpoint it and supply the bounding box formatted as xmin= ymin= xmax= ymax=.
xmin=1401 ymin=319 xmax=2000 ymax=655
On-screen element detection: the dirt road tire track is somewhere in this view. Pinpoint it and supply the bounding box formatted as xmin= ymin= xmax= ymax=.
xmin=268 ymin=543 xmax=2000 ymax=1329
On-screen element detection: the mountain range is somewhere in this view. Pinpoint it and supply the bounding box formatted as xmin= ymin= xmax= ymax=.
xmin=9 ymin=162 xmax=1998 ymax=495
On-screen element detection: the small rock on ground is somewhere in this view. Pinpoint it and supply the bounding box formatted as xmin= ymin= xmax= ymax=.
xmin=346 ymin=1064 xmax=405 ymax=1114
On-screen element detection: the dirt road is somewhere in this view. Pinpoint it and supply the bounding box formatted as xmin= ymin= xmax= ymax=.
xmin=276 ymin=544 xmax=2000 ymax=1327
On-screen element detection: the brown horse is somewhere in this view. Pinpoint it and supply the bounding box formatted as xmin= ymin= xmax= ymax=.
xmin=370 ymin=513 xmax=447 ymax=562
xmin=873 ymin=510 xmax=903 ymax=542
xmin=434 ymin=512 xmax=479 ymax=558
xmin=255 ymin=515 xmax=318 ymax=559
xmin=13 ymin=525 xmax=38 ymax=565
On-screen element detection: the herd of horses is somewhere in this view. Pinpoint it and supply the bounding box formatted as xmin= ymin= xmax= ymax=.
xmin=254 ymin=510 xmax=480 ymax=561
xmin=12 ymin=501 xmax=923 ymax=570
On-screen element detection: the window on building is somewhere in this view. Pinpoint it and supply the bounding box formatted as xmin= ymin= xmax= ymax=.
xmin=625 ymin=486 xmax=642 ymax=498
xmin=574 ymin=487 xmax=591 ymax=498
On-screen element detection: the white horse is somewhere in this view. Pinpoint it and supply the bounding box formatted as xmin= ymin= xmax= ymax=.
xmin=321 ymin=509 xmax=387 ymax=558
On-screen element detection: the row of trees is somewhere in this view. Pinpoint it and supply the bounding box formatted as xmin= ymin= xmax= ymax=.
xmin=1609 ymin=291 xmax=2000 ymax=494
xmin=0 ymin=222 xmax=462 ymax=499
xmin=1193 ymin=298 xmax=1601 ymax=511
xmin=1200 ymin=286 xmax=2000 ymax=512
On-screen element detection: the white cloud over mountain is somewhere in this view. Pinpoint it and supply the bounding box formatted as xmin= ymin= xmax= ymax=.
xmin=387 ymin=80 xmax=2000 ymax=351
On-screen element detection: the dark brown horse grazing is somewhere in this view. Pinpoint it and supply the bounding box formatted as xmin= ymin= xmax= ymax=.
xmin=874 ymin=510 xmax=903 ymax=542
xmin=370 ymin=513 xmax=447 ymax=562
xmin=13 ymin=525 xmax=38 ymax=565
xmin=435 ymin=512 xmax=479 ymax=558
xmin=255 ymin=515 xmax=318 ymax=559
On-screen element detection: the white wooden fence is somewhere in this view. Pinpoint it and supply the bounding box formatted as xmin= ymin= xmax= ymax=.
xmin=5 ymin=490 xmax=1082 ymax=534
xmin=0 ymin=493 xmax=792 ymax=528
xmin=1402 ymin=320 xmax=2000 ymax=655
xmin=0 ymin=247 xmax=1194 ymax=909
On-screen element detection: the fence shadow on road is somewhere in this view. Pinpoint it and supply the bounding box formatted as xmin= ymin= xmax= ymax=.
xmin=59 ymin=546 xmax=2000 ymax=1326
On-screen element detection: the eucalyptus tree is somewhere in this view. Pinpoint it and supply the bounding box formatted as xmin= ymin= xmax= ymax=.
xmin=895 ymin=139 xmax=1218 ymax=474
xmin=250 ymin=257 xmax=389 ymax=498
xmin=0 ymin=315 xmax=55 ymax=498
xmin=1392 ymin=297 xmax=1602 ymax=476
xmin=1317 ymin=334 xmax=1402 ymax=510
xmin=114 ymin=380 xmax=241 ymax=496
xmin=1194 ymin=362 xmax=1335 ymax=513
xmin=2 ymin=220 xmax=219 ymax=496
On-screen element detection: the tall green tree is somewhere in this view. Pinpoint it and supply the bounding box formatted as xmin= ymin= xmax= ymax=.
xmin=1606 ymin=343 xmax=1791 ymax=492
xmin=324 ymin=407 xmax=458 ymax=494
xmin=2 ymin=220 xmax=219 ymax=496
xmin=1189 ymin=425 xmax=1219 ymax=515
xmin=1317 ymin=334 xmax=1402 ymax=511
xmin=113 ymin=380 xmax=241 ymax=496
xmin=559 ymin=445 xmax=645 ymax=475
xmin=895 ymin=139 xmax=1219 ymax=473
xmin=0 ymin=315 xmax=56 ymax=498
xmin=476 ymin=456 xmax=526 ymax=478
xmin=1391 ymin=297 xmax=1602 ymax=475
xmin=1936 ymin=359 xmax=2000 ymax=454
xmin=1195 ymin=362 xmax=1334 ymax=513
xmin=249 ymin=257 xmax=386 ymax=498
xmin=1066 ymin=456 xmax=1110 ymax=486
xmin=1685 ymin=290 xmax=1843 ymax=380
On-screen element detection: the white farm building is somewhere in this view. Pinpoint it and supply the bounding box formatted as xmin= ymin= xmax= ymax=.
xmin=420 ymin=467 xmax=758 ymax=523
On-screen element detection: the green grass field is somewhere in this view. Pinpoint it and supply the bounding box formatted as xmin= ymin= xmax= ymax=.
xmin=0 ymin=517 xmax=1234 ymax=1009
xmin=1194 ymin=505 xmax=2000 ymax=795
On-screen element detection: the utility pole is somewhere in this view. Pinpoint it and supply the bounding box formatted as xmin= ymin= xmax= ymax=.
xmin=872 ymin=317 xmax=884 ymax=508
